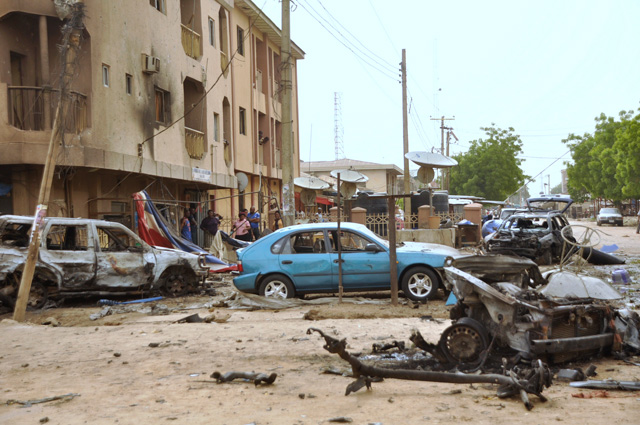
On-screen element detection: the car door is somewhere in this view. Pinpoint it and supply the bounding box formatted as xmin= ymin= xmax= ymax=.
xmin=328 ymin=229 xmax=390 ymax=290
xmin=277 ymin=230 xmax=334 ymax=292
xmin=39 ymin=222 xmax=96 ymax=288
xmin=94 ymin=224 xmax=155 ymax=288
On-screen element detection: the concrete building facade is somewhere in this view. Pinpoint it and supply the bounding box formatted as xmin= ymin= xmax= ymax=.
xmin=0 ymin=0 xmax=302 ymax=238
xmin=301 ymin=158 xmax=403 ymax=195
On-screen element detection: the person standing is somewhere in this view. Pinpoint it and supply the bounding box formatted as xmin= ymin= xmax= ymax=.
xmin=180 ymin=209 xmax=192 ymax=241
xmin=273 ymin=211 xmax=282 ymax=230
xmin=231 ymin=212 xmax=251 ymax=242
xmin=189 ymin=207 xmax=198 ymax=244
xmin=200 ymin=209 xmax=222 ymax=247
xmin=247 ymin=206 xmax=261 ymax=241
xmin=636 ymin=209 xmax=640 ymax=234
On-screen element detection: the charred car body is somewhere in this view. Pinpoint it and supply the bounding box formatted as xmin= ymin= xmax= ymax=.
xmin=0 ymin=215 xmax=209 ymax=308
xmin=485 ymin=196 xmax=573 ymax=265
xmin=439 ymin=255 xmax=639 ymax=365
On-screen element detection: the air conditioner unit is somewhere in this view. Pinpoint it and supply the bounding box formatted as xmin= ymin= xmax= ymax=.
xmin=141 ymin=54 xmax=160 ymax=74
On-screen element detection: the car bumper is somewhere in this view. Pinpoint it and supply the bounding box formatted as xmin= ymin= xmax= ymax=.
xmin=232 ymin=272 xmax=260 ymax=293
xmin=600 ymin=218 xmax=622 ymax=224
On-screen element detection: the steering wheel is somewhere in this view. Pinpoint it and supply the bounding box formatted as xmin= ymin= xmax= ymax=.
xmin=560 ymin=225 xmax=600 ymax=248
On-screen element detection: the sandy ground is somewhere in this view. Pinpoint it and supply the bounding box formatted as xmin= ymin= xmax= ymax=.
xmin=1 ymin=219 xmax=639 ymax=425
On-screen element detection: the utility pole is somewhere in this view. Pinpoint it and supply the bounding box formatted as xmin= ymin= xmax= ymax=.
xmin=401 ymin=50 xmax=411 ymax=220
xmin=13 ymin=3 xmax=85 ymax=322
xmin=430 ymin=116 xmax=454 ymax=190
xmin=280 ymin=0 xmax=295 ymax=226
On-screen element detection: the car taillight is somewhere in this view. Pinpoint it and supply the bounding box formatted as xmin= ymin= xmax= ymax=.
xmin=237 ymin=261 xmax=243 ymax=272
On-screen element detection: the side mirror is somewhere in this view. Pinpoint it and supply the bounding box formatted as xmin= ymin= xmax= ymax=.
xmin=365 ymin=243 xmax=381 ymax=253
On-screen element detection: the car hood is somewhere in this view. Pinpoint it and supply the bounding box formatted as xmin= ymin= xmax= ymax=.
xmin=152 ymin=246 xmax=201 ymax=260
xmin=396 ymin=241 xmax=463 ymax=258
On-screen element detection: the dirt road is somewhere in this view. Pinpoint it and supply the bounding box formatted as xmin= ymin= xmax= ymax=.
xmin=1 ymin=220 xmax=639 ymax=424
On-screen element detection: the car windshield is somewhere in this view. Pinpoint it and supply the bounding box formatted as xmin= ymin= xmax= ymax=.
xmin=600 ymin=208 xmax=620 ymax=214
xmin=356 ymin=225 xmax=390 ymax=248
xmin=501 ymin=216 xmax=549 ymax=232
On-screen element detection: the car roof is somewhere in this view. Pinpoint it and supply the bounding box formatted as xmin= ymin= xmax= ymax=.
xmin=282 ymin=222 xmax=370 ymax=232
xmin=0 ymin=214 xmax=124 ymax=226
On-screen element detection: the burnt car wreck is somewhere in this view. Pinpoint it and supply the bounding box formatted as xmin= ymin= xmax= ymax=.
xmin=0 ymin=215 xmax=209 ymax=310
xmin=307 ymin=255 xmax=639 ymax=410
xmin=441 ymin=255 xmax=639 ymax=364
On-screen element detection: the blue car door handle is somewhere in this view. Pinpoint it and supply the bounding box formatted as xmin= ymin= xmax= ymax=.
xmin=282 ymin=260 xmax=293 ymax=264
xmin=333 ymin=259 xmax=344 ymax=263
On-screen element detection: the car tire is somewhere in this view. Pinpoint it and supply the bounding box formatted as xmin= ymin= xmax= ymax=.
xmin=159 ymin=268 xmax=194 ymax=297
xmin=259 ymin=274 xmax=295 ymax=299
xmin=401 ymin=266 xmax=439 ymax=301
xmin=596 ymin=221 xmax=601 ymax=226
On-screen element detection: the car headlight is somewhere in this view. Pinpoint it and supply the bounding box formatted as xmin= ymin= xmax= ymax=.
xmin=445 ymin=256 xmax=454 ymax=267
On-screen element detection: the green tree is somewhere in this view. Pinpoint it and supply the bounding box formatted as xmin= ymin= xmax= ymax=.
xmin=563 ymin=110 xmax=638 ymax=202
xmin=550 ymin=183 xmax=563 ymax=194
xmin=449 ymin=125 xmax=528 ymax=200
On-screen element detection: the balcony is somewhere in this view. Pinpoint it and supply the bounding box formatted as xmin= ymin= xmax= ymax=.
xmin=8 ymin=86 xmax=87 ymax=134
xmin=181 ymin=24 xmax=201 ymax=59
xmin=185 ymin=127 xmax=205 ymax=160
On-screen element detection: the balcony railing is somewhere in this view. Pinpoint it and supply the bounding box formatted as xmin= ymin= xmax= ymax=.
xmin=181 ymin=24 xmax=201 ymax=59
xmin=8 ymin=86 xmax=87 ymax=134
xmin=185 ymin=127 xmax=205 ymax=160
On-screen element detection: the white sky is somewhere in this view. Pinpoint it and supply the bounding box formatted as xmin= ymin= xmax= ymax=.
xmin=257 ymin=0 xmax=640 ymax=197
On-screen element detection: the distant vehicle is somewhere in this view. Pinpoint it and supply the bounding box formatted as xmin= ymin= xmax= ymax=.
xmin=597 ymin=208 xmax=623 ymax=227
xmin=485 ymin=196 xmax=573 ymax=265
xmin=0 ymin=215 xmax=209 ymax=309
xmin=233 ymin=222 xmax=462 ymax=301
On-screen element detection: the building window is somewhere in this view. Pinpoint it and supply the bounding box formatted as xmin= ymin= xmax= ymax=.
xmin=125 ymin=74 xmax=132 ymax=95
xmin=214 ymin=113 xmax=220 ymax=141
xmin=208 ymin=18 xmax=215 ymax=47
xmin=149 ymin=0 xmax=165 ymax=14
xmin=239 ymin=107 xmax=246 ymax=135
xmin=155 ymin=87 xmax=170 ymax=125
xmin=102 ymin=64 xmax=110 ymax=87
xmin=237 ymin=26 xmax=244 ymax=56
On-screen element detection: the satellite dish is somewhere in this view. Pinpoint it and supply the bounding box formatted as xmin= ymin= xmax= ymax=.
xmin=330 ymin=169 xmax=368 ymax=183
xmin=236 ymin=172 xmax=249 ymax=192
xmin=300 ymin=189 xmax=317 ymax=206
xmin=405 ymin=151 xmax=458 ymax=168
xmin=416 ymin=166 xmax=435 ymax=184
xmin=340 ymin=182 xmax=357 ymax=198
xmin=294 ymin=176 xmax=330 ymax=190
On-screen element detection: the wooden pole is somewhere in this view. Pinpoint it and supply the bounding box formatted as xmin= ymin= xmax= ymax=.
xmin=13 ymin=4 xmax=85 ymax=321
xmin=401 ymin=49 xmax=411 ymax=225
xmin=388 ymin=196 xmax=398 ymax=306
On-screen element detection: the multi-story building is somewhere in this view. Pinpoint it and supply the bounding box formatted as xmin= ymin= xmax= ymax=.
xmin=0 ymin=0 xmax=303 ymax=240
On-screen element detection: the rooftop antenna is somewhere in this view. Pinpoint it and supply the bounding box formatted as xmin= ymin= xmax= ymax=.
xmin=334 ymin=92 xmax=344 ymax=160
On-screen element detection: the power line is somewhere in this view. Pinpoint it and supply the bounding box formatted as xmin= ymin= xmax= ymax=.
xmin=294 ymin=0 xmax=399 ymax=81
xmin=310 ymin=0 xmax=398 ymax=72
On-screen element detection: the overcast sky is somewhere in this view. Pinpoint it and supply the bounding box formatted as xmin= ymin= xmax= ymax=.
xmin=257 ymin=0 xmax=640 ymax=197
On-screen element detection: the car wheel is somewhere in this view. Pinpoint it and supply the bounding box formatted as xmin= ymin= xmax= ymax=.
xmin=259 ymin=275 xmax=294 ymax=299
xmin=3 ymin=272 xmax=48 ymax=310
xmin=401 ymin=266 xmax=439 ymax=301
xmin=438 ymin=317 xmax=489 ymax=364
xmin=159 ymin=269 xmax=193 ymax=297
xmin=596 ymin=221 xmax=601 ymax=226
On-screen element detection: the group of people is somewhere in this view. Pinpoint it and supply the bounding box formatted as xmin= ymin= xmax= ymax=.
xmin=179 ymin=205 xmax=286 ymax=244
xmin=180 ymin=207 xmax=223 ymax=245
xmin=230 ymin=206 xmax=261 ymax=242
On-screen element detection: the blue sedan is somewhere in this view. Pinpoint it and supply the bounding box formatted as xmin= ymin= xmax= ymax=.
xmin=233 ymin=222 xmax=462 ymax=301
